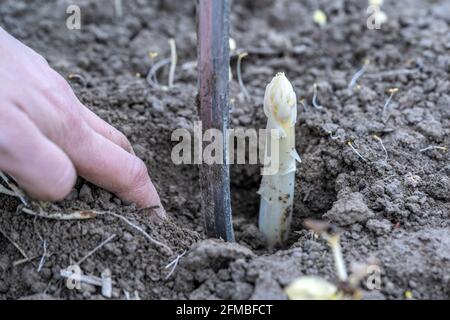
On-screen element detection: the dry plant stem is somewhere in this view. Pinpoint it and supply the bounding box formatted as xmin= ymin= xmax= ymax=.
xmin=168 ymin=38 xmax=177 ymax=88
xmin=237 ymin=52 xmax=250 ymax=100
xmin=0 ymin=226 xmax=28 ymax=259
xmin=103 ymin=211 xmax=172 ymax=255
xmin=164 ymin=250 xmax=186 ymax=280
xmin=37 ymin=239 xmax=48 ymax=272
xmin=76 ymin=234 xmax=117 ymax=265
xmin=420 ymin=145 xmax=447 ymax=152
xmin=20 ymin=207 xmax=97 ymax=220
xmin=146 ymin=58 xmax=171 ymax=87
xmin=0 ymin=184 xmax=17 ymax=197
xmin=0 ymin=171 xmax=28 ymax=205
xmin=13 ymin=255 xmax=40 ymax=267
xmin=312 ymin=83 xmax=324 ymax=110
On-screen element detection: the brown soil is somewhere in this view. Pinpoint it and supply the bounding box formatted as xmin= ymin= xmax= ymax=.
xmin=0 ymin=0 xmax=449 ymax=300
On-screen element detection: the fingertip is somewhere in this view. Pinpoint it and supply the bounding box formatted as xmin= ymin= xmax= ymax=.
xmin=20 ymin=158 xmax=77 ymax=202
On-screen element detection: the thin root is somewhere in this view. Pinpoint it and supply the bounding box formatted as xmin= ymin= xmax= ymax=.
xmin=347 ymin=141 xmax=368 ymax=162
xmin=373 ymin=135 xmax=388 ymax=161
xmin=101 ymin=211 xmax=173 ymax=255
xmin=312 ymin=83 xmax=324 ymax=110
xmin=164 ymin=250 xmax=186 ymax=280
xmin=237 ymin=52 xmax=251 ymax=101
xmin=37 ymin=239 xmax=48 ymax=272
xmin=299 ymin=98 xmax=308 ymax=112
xmin=76 ymin=234 xmax=117 ymax=266
xmin=382 ymin=87 xmax=399 ymax=122
xmin=348 ymin=59 xmax=369 ymax=90
xmin=168 ymin=38 xmax=177 ymax=88
xmin=419 ymin=145 xmax=447 ymax=152
xmin=146 ymin=58 xmax=171 ymax=88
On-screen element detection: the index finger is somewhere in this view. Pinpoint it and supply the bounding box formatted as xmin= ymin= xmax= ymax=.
xmin=65 ymin=125 xmax=166 ymax=219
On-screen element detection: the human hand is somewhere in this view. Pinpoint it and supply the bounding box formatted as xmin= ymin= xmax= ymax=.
xmin=0 ymin=27 xmax=165 ymax=219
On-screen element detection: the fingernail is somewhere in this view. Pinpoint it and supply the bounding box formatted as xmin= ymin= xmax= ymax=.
xmin=154 ymin=204 xmax=167 ymax=220
xmin=142 ymin=204 xmax=167 ymax=222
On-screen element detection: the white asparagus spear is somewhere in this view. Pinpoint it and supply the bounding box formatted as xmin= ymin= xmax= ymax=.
xmin=258 ymin=72 xmax=300 ymax=248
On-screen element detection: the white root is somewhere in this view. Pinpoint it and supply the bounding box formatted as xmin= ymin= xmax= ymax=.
xmin=373 ymin=135 xmax=388 ymax=161
xmin=168 ymin=38 xmax=177 ymax=88
xmin=420 ymin=145 xmax=447 ymax=152
xmin=347 ymin=141 xmax=368 ymax=162
xmin=164 ymin=250 xmax=186 ymax=280
xmin=76 ymin=234 xmax=117 ymax=265
xmin=237 ymin=52 xmax=250 ymax=101
xmin=102 ymin=211 xmax=173 ymax=255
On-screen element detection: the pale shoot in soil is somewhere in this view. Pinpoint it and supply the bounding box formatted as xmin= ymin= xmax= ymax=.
xmin=373 ymin=134 xmax=388 ymax=161
xmin=229 ymin=38 xmax=236 ymax=81
xmin=348 ymin=59 xmax=370 ymax=90
xmin=114 ymin=0 xmax=123 ymax=18
xmin=237 ymin=52 xmax=250 ymax=101
xmin=347 ymin=141 xmax=368 ymax=162
xmin=419 ymin=145 xmax=447 ymax=152
xmin=258 ymin=73 xmax=300 ymax=248
xmin=312 ymin=83 xmax=324 ymax=110
xmin=285 ymin=220 xmax=362 ymax=300
xmin=382 ymin=87 xmax=398 ymax=121
xmin=168 ymin=38 xmax=177 ymax=88
xmin=312 ymin=10 xmax=327 ymax=27
xmin=299 ymin=98 xmax=308 ymax=112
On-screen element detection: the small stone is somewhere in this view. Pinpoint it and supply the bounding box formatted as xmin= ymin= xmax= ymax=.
xmin=423 ymin=78 xmax=436 ymax=92
xmin=79 ymin=184 xmax=94 ymax=203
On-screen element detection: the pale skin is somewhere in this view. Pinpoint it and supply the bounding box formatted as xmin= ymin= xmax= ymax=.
xmin=0 ymin=27 xmax=165 ymax=219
